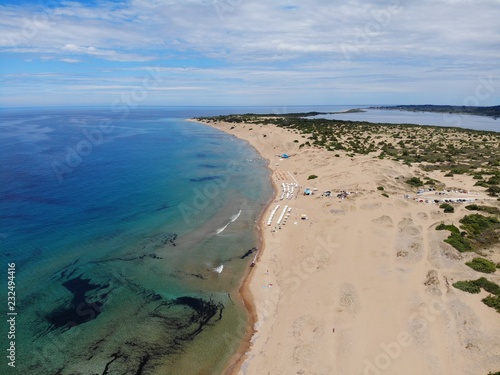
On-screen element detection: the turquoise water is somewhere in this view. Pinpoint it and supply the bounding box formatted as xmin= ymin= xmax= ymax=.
xmin=0 ymin=107 xmax=275 ymax=374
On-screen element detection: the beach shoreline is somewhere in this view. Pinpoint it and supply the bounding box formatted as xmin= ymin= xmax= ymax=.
xmin=187 ymin=118 xmax=279 ymax=375
xmin=191 ymin=117 xmax=500 ymax=375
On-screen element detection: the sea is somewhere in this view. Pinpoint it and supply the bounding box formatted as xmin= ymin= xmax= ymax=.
xmin=0 ymin=105 xmax=497 ymax=375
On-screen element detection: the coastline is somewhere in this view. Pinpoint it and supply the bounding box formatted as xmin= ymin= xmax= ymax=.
xmin=192 ymin=118 xmax=500 ymax=375
xmin=187 ymin=118 xmax=279 ymax=375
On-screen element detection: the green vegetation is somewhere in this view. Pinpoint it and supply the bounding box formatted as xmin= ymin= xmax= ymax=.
xmin=436 ymin=223 xmax=460 ymax=233
xmin=307 ymin=174 xmax=318 ymax=180
xmin=439 ymin=203 xmax=455 ymax=213
xmin=196 ymin=113 xmax=500 ymax=186
xmin=459 ymin=214 xmax=500 ymax=247
xmin=466 ymin=257 xmax=497 ymax=273
xmin=377 ymin=186 xmax=384 ymax=190
xmin=465 ymin=204 xmax=500 ymax=215
xmin=382 ymin=193 xmax=389 ymax=198
xmin=452 ymin=280 xmax=481 ymax=294
xmin=445 ymin=232 xmax=473 ymax=252
xmin=453 ymin=277 xmax=500 ymax=313
xmin=483 ymin=295 xmax=500 ymax=313
xmin=436 ymin=223 xmax=473 ymax=252
xmin=406 ymin=177 xmax=424 ymax=186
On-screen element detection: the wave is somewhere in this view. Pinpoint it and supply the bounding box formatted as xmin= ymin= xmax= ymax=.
xmin=230 ymin=209 xmax=242 ymax=222
xmin=215 ymin=209 xmax=242 ymax=234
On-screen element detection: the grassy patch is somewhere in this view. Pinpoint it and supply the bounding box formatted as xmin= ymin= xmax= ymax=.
xmin=436 ymin=223 xmax=460 ymax=234
xmin=452 ymin=280 xmax=481 ymax=294
xmin=406 ymin=177 xmax=423 ymax=187
xmin=465 ymin=204 xmax=500 ymax=215
xmin=453 ymin=277 xmax=500 ymax=313
xmin=466 ymin=257 xmax=497 ymax=273
xmin=436 ymin=223 xmax=473 ymax=252
xmin=439 ymin=203 xmax=455 ymax=213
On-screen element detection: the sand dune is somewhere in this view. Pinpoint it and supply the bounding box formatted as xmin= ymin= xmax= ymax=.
xmin=193 ymin=119 xmax=500 ymax=375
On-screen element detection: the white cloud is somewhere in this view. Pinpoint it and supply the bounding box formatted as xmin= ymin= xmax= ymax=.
xmin=1 ymin=0 xmax=499 ymax=105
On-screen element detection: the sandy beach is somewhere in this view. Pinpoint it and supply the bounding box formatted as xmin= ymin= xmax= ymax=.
xmin=193 ymin=119 xmax=500 ymax=375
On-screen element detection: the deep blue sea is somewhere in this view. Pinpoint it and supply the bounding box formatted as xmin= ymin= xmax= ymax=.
xmin=0 ymin=106 xmax=279 ymax=374
xmin=0 ymin=105 xmax=496 ymax=374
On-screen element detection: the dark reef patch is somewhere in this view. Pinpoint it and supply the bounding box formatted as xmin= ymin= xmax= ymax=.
xmin=240 ymin=247 xmax=257 ymax=259
xmin=46 ymin=275 xmax=106 ymax=330
xmin=189 ymin=175 xmax=222 ymax=182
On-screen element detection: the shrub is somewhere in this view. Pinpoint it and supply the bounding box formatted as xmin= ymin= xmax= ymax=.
xmin=377 ymin=186 xmax=384 ymax=191
xmin=445 ymin=232 xmax=473 ymax=252
xmin=436 ymin=223 xmax=460 ymax=234
xmin=382 ymin=193 xmax=389 ymax=198
xmin=453 ymin=280 xmax=481 ymax=294
xmin=475 ymin=277 xmax=500 ymax=295
xmin=482 ymin=295 xmax=500 ymax=313
xmin=459 ymin=214 xmax=499 ymax=235
xmin=439 ymin=203 xmax=455 ymax=213
xmin=406 ymin=177 xmax=423 ymax=186
xmin=466 ymin=258 xmax=497 ymax=273
xmin=487 ymin=186 xmax=500 ymax=197
xmin=453 ymin=277 xmax=500 ymax=296
xmin=307 ymin=174 xmax=318 ymax=180
xmin=465 ymin=204 xmax=479 ymax=211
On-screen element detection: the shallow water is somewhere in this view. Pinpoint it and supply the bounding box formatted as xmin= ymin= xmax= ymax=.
xmin=0 ymin=107 xmax=273 ymax=374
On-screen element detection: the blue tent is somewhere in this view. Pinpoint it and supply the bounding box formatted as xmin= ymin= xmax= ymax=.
xmin=282 ymin=154 xmax=289 ymax=158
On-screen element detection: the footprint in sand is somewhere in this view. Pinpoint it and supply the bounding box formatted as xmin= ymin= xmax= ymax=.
xmin=290 ymin=315 xmax=325 ymax=342
xmin=417 ymin=212 xmax=429 ymax=221
xmin=372 ymin=215 xmax=394 ymax=227
xmin=396 ymin=217 xmax=424 ymax=263
xmin=339 ymin=283 xmax=361 ymax=316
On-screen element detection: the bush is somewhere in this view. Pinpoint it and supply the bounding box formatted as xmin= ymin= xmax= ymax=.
xmin=487 ymin=186 xmax=500 ymax=197
xmin=382 ymin=193 xmax=389 ymax=198
xmin=440 ymin=203 xmax=455 ymax=213
xmin=377 ymin=186 xmax=384 ymax=191
xmin=453 ymin=280 xmax=480 ymax=294
xmin=465 ymin=204 xmax=479 ymax=211
xmin=307 ymin=175 xmax=318 ymax=180
xmin=482 ymin=295 xmax=500 ymax=313
xmin=436 ymin=223 xmax=460 ymax=234
xmin=475 ymin=277 xmax=500 ymax=295
xmin=453 ymin=277 xmax=500 ymax=296
xmin=460 ymin=214 xmax=499 ymax=235
xmin=465 ymin=205 xmax=500 ymax=215
xmin=406 ymin=177 xmax=423 ymax=186
xmin=466 ymin=258 xmax=497 ymax=273
xmin=445 ymin=232 xmax=473 ymax=252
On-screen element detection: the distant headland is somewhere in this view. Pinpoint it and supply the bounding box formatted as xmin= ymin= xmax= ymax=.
xmin=369 ymin=105 xmax=500 ymax=119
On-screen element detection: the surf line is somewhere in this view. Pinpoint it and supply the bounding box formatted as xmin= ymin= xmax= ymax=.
xmin=215 ymin=209 xmax=242 ymax=235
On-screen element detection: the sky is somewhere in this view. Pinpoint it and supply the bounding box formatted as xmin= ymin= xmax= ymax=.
xmin=1 ymin=0 xmax=499 ymax=107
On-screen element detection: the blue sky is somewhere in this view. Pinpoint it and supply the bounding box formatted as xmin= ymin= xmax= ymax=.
xmin=1 ymin=0 xmax=499 ymax=107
